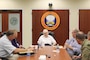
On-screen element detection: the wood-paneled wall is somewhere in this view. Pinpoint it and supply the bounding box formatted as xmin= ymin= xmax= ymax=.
xmin=32 ymin=10 xmax=69 ymax=45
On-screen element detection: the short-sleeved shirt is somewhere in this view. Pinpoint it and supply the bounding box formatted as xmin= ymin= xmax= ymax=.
xmin=66 ymin=37 xmax=81 ymax=56
xmin=37 ymin=35 xmax=56 ymax=46
xmin=0 ymin=35 xmax=16 ymax=57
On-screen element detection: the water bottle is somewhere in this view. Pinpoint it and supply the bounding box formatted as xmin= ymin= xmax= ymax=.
xmin=56 ymin=44 xmax=60 ymax=53
xmin=27 ymin=49 xmax=31 ymax=56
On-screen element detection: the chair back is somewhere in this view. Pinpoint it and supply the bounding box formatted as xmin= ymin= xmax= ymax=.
xmin=0 ymin=32 xmax=6 ymax=37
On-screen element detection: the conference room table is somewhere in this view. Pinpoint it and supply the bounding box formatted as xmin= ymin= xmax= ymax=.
xmin=18 ymin=46 xmax=72 ymax=60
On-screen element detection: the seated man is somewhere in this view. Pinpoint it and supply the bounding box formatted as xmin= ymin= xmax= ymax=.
xmin=0 ymin=32 xmax=22 ymax=48
xmin=37 ymin=29 xmax=57 ymax=47
xmin=72 ymin=31 xmax=90 ymax=60
xmin=64 ymin=29 xmax=81 ymax=58
xmin=0 ymin=30 xmax=34 ymax=60
xmin=75 ymin=31 xmax=86 ymax=60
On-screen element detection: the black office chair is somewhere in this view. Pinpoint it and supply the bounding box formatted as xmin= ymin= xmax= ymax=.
xmin=84 ymin=34 xmax=87 ymax=39
xmin=0 ymin=57 xmax=8 ymax=60
xmin=0 ymin=32 xmax=6 ymax=37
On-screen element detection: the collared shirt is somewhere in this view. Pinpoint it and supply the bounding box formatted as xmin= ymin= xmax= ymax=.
xmin=37 ymin=35 xmax=56 ymax=46
xmin=0 ymin=35 xmax=16 ymax=57
xmin=66 ymin=37 xmax=81 ymax=56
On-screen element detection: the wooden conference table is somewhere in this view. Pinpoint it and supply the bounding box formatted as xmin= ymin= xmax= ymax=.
xmin=18 ymin=46 xmax=72 ymax=60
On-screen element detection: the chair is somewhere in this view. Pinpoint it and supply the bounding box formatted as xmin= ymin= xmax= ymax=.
xmin=0 ymin=57 xmax=8 ymax=60
xmin=84 ymin=34 xmax=87 ymax=39
xmin=0 ymin=32 xmax=6 ymax=37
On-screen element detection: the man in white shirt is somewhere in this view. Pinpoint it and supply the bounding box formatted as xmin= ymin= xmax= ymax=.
xmin=0 ymin=30 xmax=33 ymax=60
xmin=37 ymin=29 xmax=57 ymax=47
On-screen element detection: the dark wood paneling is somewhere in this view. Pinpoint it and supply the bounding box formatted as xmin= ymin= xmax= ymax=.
xmin=2 ymin=12 xmax=8 ymax=31
xmin=0 ymin=10 xmax=22 ymax=44
xmin=79 ymin=10 xmax=90 ymax=34
xmin=32 ymin=10 xmax=69 ymax=45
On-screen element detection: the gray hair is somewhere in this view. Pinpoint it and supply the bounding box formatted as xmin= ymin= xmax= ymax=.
xmin=72 ymin=29 xmax=79 ymax=33
xmin=6 ymin=30 xmax=17 ymax=36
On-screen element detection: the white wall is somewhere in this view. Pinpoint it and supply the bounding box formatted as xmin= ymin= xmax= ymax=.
xmin=0 ymin=0 xmax=90 ymax=48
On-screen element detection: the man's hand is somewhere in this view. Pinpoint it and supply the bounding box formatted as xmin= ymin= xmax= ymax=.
xmin=72 ymin=55 xmax=81 ymax=60
xmin=64 ymin=43 xmax=73 ymax=50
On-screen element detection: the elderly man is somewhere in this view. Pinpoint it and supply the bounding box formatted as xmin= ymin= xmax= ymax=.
xmin=0 ymin=30 xmax=33 ymax=60
xmin=37 ymin=29 xmax=57 ymax=47
xmin=0 ymin=32 xmax=23 ymax=48
xmin=64 ymin=29 xmax=81 ymax=58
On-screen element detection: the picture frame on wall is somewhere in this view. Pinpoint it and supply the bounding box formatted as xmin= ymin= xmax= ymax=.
xmin=0 ymin=13 xmax=2 ymax=32
xmin=8 ymin=13 xmax=20 ymax=32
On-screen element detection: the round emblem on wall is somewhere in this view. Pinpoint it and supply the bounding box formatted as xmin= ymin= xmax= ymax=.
xmin=41 ymin=11 xmax=60 ymax=30
xmin=10 ymin=17 xmax=18 ymax=25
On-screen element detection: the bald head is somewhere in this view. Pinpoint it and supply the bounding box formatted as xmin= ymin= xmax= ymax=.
xmin=76 ymin=31 xmax=85 ymax=44
xmin=43 ymin=29 xmax=48 ymax=33
xmin=43 ymin=29 xmax=49 ymax=37
xmin=76 ymin=31 xmax=85 ymax=41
